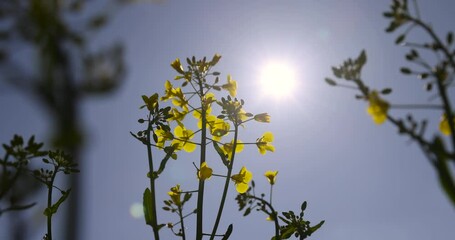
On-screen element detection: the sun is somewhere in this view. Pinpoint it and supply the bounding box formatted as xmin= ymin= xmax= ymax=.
xmin=259 ymin=61 xmax=297 ymax=99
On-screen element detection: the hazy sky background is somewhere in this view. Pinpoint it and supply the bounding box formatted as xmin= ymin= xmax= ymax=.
xmin=1 ymin=0 xmax=454 ymax=239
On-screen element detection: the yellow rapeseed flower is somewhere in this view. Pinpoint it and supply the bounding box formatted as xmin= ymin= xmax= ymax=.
xmin=168 ymin=108 xmax=188 ymax=122
xmin=154 ymin=128 xmax=173 ymax=148
xmin=171 ymin=58 xmax=185 ymax=74
xmin=231 ymin=166 xmax=252 ymax=193
xmin=198 ymin=162 xmax=213 ymax=180
xmin=439 ymin=113 xmax=455 ymax=136
xmin=256 ymin=132 xmax=275 ymax=155
xmin=161 ymin=80 xmax=176 ymax=101
xmin=264 ymin=170 xmax=278 ymax=185
xmin=172 ymin=125 xmax=196 ymax=152
xmin=168 ymin=184 xmax=182 ymax=206
xmin=367 ymin=91 xmax=389 ymax=124
xmin=171 ymin=88 xmax=189 ymax=112
xmin=210 ymin=118 xmax=230 ymax=141
xmin=222 ymin=75 xmax=237 ymax=97
xmin=223 ymin=139 xmax=244 ymax=160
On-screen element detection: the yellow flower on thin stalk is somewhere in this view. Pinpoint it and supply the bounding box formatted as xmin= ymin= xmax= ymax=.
xmin=198 ymin=162 xmax=213 ymax=180
xmin=161 ymin=80 xmax=176 ymax=101
xmin=168 ymin=184 xmax=182 ymax=206
xmin=367 ymin=90 xmax=389 ymax=125
xmin=222 ymin=75 xmax=237 ymax=97
xmin=231 ymin=166 xmax=252 ymax=193
xmin=256 ymin=132 xmax=275 ymax=155
xmin=264 ymin=170 xmax=278 ymax=185
xmin=171 ymin=58 xmax=185 ymax=74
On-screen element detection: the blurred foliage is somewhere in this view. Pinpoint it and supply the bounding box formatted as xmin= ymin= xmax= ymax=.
xmin=0 ymin=0 xmax=129 ymax=239
xmin=326 ymin=0 xmax=455 ymax=207
xmin=0 ymin=135 xmax=78 ymax=240
xmin=0 ymin=0 xmax=127 ymax=148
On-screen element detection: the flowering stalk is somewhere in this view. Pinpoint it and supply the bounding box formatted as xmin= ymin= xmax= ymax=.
xmin=146 ymin=116 xmax=160 ymax=240
xmin=46 ymin=167 xmax=58 ymax=240
xmin=209 ymin=125 xmax=239 ymax=240
xmin=196 ymin=75 xmax=207 ymax=240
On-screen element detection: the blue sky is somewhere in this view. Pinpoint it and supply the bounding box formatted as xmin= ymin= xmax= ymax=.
xmin=1 ymin=0 xmax=454 ymax=239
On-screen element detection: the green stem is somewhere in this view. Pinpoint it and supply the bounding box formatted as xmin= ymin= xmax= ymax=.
xmin=146 ymin=119 xmax=160 ymax=240
xmin=390 ymin=104 xmax=442 ymax=110
xmin=210 ymin=125 xmax=239 ymax=240
xmin=247 ymin=194 xmax=280 ymax=239
xmin=178 ymin=206 xmax=186 ymax=240
xmin=196 ymin=77 xmax=207 ymax=240
xmin=47 ymin=167 xmax=58 ymax=240
xmin=411 ymin=17 xmax=455 ymax=152
xmin=270 ymin=185 xmax=273 ymax=204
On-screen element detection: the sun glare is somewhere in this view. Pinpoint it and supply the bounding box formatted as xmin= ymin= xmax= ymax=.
xmin=260 ymin=62 xmax=297 ymax=99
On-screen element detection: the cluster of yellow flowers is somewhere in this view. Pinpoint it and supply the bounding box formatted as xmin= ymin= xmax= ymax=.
xmin=159 ymin=55 xmax=280 ymax=206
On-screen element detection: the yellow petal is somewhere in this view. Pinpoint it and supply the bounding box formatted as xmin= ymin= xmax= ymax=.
xmin=183 ymin=142 xmax=197 ymax=153
xmin=236 ymin=183 xmax=249 ymax=193
xmin=262 ymin=132 xmax=274 ymax=142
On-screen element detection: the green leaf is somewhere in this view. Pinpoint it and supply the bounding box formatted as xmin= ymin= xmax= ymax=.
xmin=309 ymin=220 xmax=325 ymax=235
xmin=430 ymin=137 xmax=455 ymax=206
xmin=156 ymin=147 xmax=175 ymax=175
xmin=213 ymin=142 xmax=229 ymax=166
xmin=157 ymin=223 xmax=166 ymax=231
xmin=143 ymin=188 xmax=155 ymax=227
xmin=395 ymin=34 xmax=405 ymax=44
xmin=44 ymin=189 xmax=71 ymax=217
xmin=221 ymin=224 xmax=233 ymax=240
xmin=243 ymin=207 xmax=251 ymax=216
xmin=325 ymin=78 xmax=337 ymax=86
xmin=400 ymin=67 xmax=412 ymax=74
xmin=447 ymin=32 xmax=453 ymax=45
xmin=301 ymin=201 xmax=307 ymax=211
xmin=281 ymin=226 xmax=295 ymax=239
xmin=357 ymin=50 xmax=367 ymax=67
xmin=380 ymin=88 xmax=392 ymax=95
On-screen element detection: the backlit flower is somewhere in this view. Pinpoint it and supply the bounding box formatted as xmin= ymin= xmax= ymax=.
xmin=168 ymin=184 xmax=182 ymax=206
xmin=367 ymin=91 xmax=389 ymax=125
xmin=171 ymin=88 xmax=189 ymax=112
xmin=209 ymin=118 xmax=230 ymax=141
xmin=168 ymin=108 xmax=188 ymax=122
xmin=223 ymin=139 xmax=244 ymax=160
xmin=264 ymin=170 xmax=278 ymax=185
xmin=198 ymin=162 xmax=213 ymax=180
xmin=172 ymin=125 xmax=196 ymax=152
xmin=154 ymin=128 xmax=173 ymax=148
xmin=222 ymin=75 xmax=237 ymax=97
xmin=256 ymin=132 xmax=275 ymax=155
xmin=161 ymin=80 xmax=176 ymax=101
xmin=171 ymin=58 xmax=185 ymax=74
xmin=231 ymin=166 xmax=252 ymax=193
